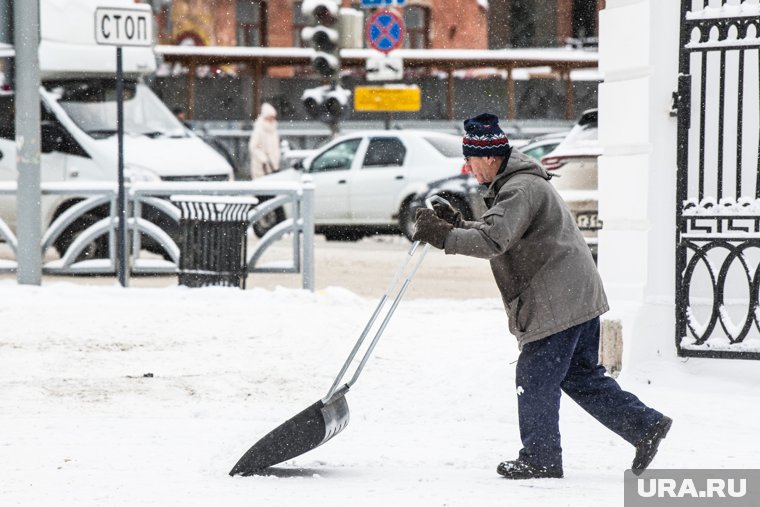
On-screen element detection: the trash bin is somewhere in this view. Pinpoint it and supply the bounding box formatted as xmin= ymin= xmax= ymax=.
xmin=171 ymin=195 xmax=258 ymax=289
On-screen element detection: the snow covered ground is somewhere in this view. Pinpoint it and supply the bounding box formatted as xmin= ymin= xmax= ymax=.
xmin=2 ymin=281 xmax=759 ymax=507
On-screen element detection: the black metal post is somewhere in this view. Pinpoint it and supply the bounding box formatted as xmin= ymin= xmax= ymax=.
xmin=116 ymin=47 xmax=128 ymax=287
xmin=674 ymin=0 xmax=695 ymax=356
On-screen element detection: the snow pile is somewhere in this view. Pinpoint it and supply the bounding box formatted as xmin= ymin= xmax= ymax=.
xmin=1 ymin=282 xmax=759 ymax=507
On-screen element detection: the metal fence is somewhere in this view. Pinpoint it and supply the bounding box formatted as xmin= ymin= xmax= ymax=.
xmin=0 ymin=180 xmax=315 ymax=290
xmin=675 ymin=0 xmax=760 ymax=358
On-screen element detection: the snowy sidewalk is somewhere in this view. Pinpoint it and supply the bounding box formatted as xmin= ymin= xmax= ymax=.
xmin=2 ymin=283 xmax=758 ymax=506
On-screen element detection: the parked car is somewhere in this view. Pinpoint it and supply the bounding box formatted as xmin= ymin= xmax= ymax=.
xmin=519 ymin=131 xmax=568 ymax=161
xmin=253 ymin=130 xmax=465 ymax=240
xmin=540 ymin=109 xmax=602 ymax=258
xmin=409 ymin=132 xmax=568 ymax=233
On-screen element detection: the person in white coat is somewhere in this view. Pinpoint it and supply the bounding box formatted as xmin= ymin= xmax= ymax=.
xmin=248 ymin=103 xmax=281 ymax=179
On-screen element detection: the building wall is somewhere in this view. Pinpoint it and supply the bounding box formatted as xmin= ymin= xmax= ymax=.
xmin=170 ymin=0 xmax=234 ymax=45
xmin=268 ymin=0 xmax=295 ymax=47
xmin=162 ymin=0 xmax=488 ymax=49
xmin=488 ymin=0 xmax=603 ymax=48
xmin=425 ymin=0 xmax=488 ymax=49
xmin=158 ymin=0 xmax=600 ymax=50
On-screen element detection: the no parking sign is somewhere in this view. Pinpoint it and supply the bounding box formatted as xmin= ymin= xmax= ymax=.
xmin=366 ymin=10 xmax=404 ymax=54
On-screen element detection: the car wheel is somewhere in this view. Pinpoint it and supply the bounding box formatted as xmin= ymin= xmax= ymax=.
xmin=54 ymin=213 xmax=109 ymax=262
xmin=252 ymin=207 xmax=286 ymax=238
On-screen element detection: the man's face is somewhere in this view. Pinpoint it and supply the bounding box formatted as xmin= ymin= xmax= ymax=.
xmin=466 ymin=156 xmax=500 ymax=184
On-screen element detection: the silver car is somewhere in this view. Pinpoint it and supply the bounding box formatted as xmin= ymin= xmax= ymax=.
xmin=541 ymin=109 xmax=602 ymax=259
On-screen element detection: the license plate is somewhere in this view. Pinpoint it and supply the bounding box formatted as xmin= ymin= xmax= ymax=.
xmin=576 ymin=212 xmax=601 ymax=231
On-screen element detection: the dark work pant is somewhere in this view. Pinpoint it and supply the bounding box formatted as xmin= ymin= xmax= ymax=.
xmin=515 ymin=317 xmax=663 ymax=469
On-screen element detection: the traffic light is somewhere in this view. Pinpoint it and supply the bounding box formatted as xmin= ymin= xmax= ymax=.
xmin=301 ymin=85 xmax=331 ymax=119
xmin=301 ymin=84 xmax=351 ymax=125
xmin=301 ymin=0 xmax=341 ymax=78
xmin=323 ymin=86 xmax=352 ymax=122
xmin=301 ymin=1 xmax=355 ymax=128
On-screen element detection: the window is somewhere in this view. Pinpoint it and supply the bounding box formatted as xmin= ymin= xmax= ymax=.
xmin=572 ymin=0 xmax=597 ymax=39
xmin=46 ymin=80 xmax=186 ymax=139
xmin=0 ymin=96 xmax=58 ymax=139
xmin=521 ymin=142 xmax=560 ymax=161
xmin=362 ymin=138 xmax=406 ymax=168
xmin=292 ymin=1 xmax=309 ymax=47
xmin=0 ymin=95 xmax=89 ymax=156
xmin=510 ymin=0 xmax=535 ymax=48
xmin=310 ymin=139 xmax=362 ymax=172
xmin=404 ymin=6 xmax=430 ymax=49
xmin=237 ymin=0 xmax=267 ymax=47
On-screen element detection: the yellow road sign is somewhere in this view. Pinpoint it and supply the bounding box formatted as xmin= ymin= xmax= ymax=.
xmin=354 ymin=86 xmax=421 ymax=112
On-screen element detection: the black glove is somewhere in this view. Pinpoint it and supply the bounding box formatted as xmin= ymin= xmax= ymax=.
xmin=412 ymin=208 xmax=453 ymax=249
xmin=433 ymin=201 xmax=463 ymax=227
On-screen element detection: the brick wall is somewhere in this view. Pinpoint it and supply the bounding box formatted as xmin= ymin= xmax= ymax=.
xmin=162 ymin=0 xmax=603 ymax=50
xmin=426 ymin=0 xmax=488 ymax=50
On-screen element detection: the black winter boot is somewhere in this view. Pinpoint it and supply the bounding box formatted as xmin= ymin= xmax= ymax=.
xmin=496 ymin=459 xmax=563 ymax=479
xmin=632 ymin=415 xmax=673 ymax=475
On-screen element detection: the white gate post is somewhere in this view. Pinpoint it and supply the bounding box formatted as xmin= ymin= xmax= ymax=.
xmin=598 ymin=0 xmax=681 ymax=366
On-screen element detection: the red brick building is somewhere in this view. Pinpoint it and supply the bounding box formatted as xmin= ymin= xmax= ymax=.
xmin=152 ymin=0 xmax=602 ymax=51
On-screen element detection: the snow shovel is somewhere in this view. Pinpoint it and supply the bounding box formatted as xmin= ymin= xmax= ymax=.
xmin=229 ymin=197 xmax=448 ymax=476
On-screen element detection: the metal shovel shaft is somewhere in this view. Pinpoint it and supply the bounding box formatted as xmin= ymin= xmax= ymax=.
xmin=323 ymin=196 xmax=445 ymax=401
xmin=323 ymin=241 xmax=423 ymax=401
xmin=346 ymin=242 xmax=430 ymax=389
xmin=230 ymin=196 xmax=449 ymax=475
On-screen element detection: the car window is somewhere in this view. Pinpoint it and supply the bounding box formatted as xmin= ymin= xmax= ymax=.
xmin=423 ymin=135 xmax=461 ymax=158
xmin=362 ymin=137 xmax=406 ymax=168
xmin=0 ymin=96 xmax=80 ymax=152
xmin=522 ymin=142 xmax=560 ymax=160
xmin=310 ymin=138 xmax=362 ymax=173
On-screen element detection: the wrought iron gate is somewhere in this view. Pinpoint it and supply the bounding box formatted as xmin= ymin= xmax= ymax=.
xmin=676 ymin=0 xmax=760 ymax=358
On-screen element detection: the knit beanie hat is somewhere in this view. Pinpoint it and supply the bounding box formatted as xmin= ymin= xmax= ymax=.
xmin=260 ymin=102 xmax=277 ymax=119
xmin=462 ymin=113 xmax=511 ymax=158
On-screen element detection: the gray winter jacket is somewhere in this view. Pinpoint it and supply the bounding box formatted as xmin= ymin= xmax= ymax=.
xmin=443 ymin=149 xmax=608 ymax=348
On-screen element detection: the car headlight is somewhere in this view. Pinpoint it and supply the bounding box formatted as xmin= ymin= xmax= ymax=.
xmin=125 ymin=165 xmax=161 ymax=183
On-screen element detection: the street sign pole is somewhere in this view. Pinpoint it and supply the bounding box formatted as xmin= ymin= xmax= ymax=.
xmin=116 ymin=47 xmax=127 ymax=288
xmin=94 ymin=5 xmax=152 ymax=287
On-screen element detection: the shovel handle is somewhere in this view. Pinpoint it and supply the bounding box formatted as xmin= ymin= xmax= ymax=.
xmin=323 ymin=196 xmax=448 ymax=401
xmin=425 ymin=195 xmax=450 ymax=210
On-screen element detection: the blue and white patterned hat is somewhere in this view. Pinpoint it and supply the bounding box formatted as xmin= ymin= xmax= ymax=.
xmin=462 ymin=113 xmax=511 ymax=158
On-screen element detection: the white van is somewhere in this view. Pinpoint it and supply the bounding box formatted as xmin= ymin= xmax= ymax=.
xmin=0 ymin=0 xmax=233 ymax=257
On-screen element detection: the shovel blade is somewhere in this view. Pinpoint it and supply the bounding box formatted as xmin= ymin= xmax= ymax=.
xmin=229 ymin=393 xmax=350 ymax=476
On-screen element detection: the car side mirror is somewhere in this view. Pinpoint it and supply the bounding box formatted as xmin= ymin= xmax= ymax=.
xmin=294 ymin=160 xmax=304 ymax=170
xmin=41 ymin=122 xmax=65 ymax=154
